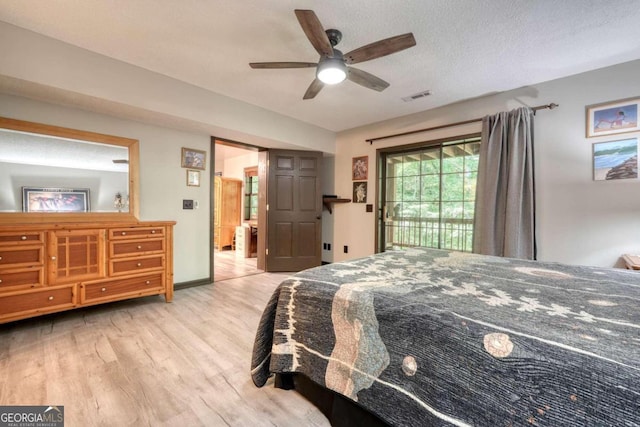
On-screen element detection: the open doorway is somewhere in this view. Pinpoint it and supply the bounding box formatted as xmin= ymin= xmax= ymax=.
xmin=213 ymin=139 xmax=264 ymax=282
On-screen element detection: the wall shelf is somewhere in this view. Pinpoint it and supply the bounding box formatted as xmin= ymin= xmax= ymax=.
xmin=323 ymin=197 xmax=350 ymax=214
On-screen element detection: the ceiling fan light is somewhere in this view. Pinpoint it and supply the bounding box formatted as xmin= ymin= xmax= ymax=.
xmin=317 ymin=58 xmax=347 ymax=85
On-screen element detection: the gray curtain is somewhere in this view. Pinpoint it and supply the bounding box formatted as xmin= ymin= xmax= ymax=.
xmin=473 ymin=107 xmax=535 ymax=259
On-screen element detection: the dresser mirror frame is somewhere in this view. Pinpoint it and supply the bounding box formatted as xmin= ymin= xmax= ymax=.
xmin=0 ymin=116 xmax=140 ymax=224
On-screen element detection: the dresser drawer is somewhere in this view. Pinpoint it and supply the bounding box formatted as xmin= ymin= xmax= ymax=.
xmin=81 ymin=273 xmax=164 ymax=304
xmin=110 ymin=239 xmax=165 ymax=257
xmin=0 ymin=246 xmax=43 ymax=267
xmin=109 ymin=227 xmax=165 ymax=240
xmin=0 ymin=231 xmax=45 ymax=246
xmin=0 ymin=268 xmax=43 ymax=291
xmin=0 ymin=285 xmax=75 ymax=320
xmin=109 ymin=255 xmax=164 ymax=276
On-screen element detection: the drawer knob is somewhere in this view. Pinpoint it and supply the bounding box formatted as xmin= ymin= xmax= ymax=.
xmin=21 ymin=236 xmax=27 ymax=240
xmin=0 ymin=279 xmax=3 ymax=284
xmin=145 ymin=280 xmax=150 ymax=285
xmin=51 ymin=256 xmax=56 ymax=261
xmin=137 ymin=245 xmax=142 ymax=250
xmin=137 ymin=263 xmax=142 ymax=267
xmin=121 ymin=232 xmax=126 ymax=236
xmin=48 ymin=296 xmax=54 ymax=301
xmin=0 ymin=256 xmax=2 ymax=261
xmin=101 ymin=287 xmax=107 ymax=292
xmin=151 ymin=230 xmax=156 ymax=234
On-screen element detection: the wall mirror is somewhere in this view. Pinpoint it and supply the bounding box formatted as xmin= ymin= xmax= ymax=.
xmin=0 ymin=116 xmax=139 ymax=223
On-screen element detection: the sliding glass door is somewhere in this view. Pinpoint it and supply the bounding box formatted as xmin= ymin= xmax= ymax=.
xmin=378 ymin=135 xmax=480 ymax=252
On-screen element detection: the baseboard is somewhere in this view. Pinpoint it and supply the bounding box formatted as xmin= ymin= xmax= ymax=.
xmin=174 ymin=278 xmax=212 ymax=290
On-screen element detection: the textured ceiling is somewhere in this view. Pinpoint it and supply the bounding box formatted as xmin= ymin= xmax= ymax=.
xmin=0 ymin=129 xmax=129 ymax=172
xmin=1 ymin=1 xmax=640 ymax=132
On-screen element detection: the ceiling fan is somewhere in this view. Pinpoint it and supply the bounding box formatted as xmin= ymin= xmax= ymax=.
xmin=249 ymin=9 xmax=416 ymax=100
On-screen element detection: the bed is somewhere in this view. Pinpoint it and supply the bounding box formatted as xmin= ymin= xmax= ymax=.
xmin=251 ymin=248 xmax=640 ymax=426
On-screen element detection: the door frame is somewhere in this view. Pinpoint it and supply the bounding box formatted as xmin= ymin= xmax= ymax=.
xmin=210 ymin=137 xmax=267 ymax=281
xmin=178 ymin=137 xmax=323 ymax=288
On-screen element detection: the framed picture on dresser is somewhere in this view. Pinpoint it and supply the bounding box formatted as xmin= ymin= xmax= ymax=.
xmin=22 ymin=187 xmax=90 ymax=212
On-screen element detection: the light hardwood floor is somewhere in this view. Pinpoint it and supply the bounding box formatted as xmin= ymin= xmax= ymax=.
xmin=214 ymin=250 xmax=262 ymax=282
xmin=0 ymin=273 xmax=330 ymax=427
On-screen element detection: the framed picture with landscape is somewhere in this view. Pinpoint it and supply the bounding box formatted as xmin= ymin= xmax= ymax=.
xmin=586 ymin=97 xmax=640 ymax=138
xmin=22 ymin=187 xmax=90 ymax=212
xmin=593 ymin=138 xmax=638 ymax=181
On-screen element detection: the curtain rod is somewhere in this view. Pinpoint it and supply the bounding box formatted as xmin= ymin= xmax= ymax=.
xmin=366 ymin=103 xmax=559 ymax=144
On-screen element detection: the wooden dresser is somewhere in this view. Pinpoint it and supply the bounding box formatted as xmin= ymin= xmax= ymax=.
xmin=214 ymin=176 xmax=242 ymax=250
xmin=0 ymin=221 xmax=175 ymax=323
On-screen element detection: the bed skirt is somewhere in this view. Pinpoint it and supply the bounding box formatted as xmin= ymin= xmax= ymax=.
xmin=278 ymin=373 xmax=389 ymax=427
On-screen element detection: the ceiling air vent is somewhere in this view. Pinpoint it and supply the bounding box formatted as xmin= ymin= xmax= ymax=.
xmin=402 ymin=90 xmax=431 ymax=102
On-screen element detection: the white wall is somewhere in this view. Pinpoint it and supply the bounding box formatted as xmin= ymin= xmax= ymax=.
xmin=320 ymin=155 xmax=335 ymax=263
xmin=332 ymin=60 xmax=640 ymax=268
xmin=0 ymin=93 xmax=211 ymax=283
xmin=214 ymin=156 xmax=225 ymax=176
xmin=222 ymin=152 xmax=259 ymax=181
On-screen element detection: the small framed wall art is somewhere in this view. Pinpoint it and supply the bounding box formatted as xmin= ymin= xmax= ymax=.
xmin=186 ymin=169 xmax=201 ymax=186
xmin=586 ymin=97 xmax=640 ymax=138
xmin=592 ymin=137 xmax=638 ymax=181
xmin=353 ymin=182 xmax=367 ymax=203
xmin=181 ymin=147 xmax=206 ymax=170
xmin=352 ymin=156 xmax=368 ymax=180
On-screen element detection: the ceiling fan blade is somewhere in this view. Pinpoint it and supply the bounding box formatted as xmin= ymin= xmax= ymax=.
xmin=344 ymin=33 xmax=416 ymax=64
xmin=250 ymin=62 xmax=317 ymax=69
xmin=347 ymin=67 xmax=390 ymax=92
xmin=303 ymin=78 xmax=324 ymax=100
xmin=294 ymin=9 xmax=333 ymax=57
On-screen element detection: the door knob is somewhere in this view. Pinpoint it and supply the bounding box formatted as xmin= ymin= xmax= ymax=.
xmin=316 ymin=215 xmax=321 ymax=220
